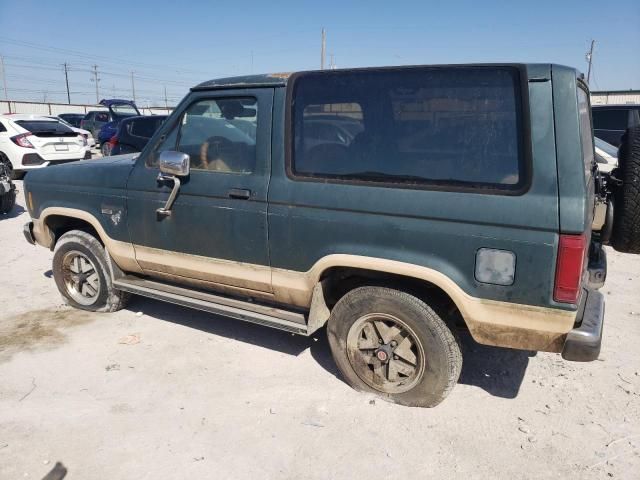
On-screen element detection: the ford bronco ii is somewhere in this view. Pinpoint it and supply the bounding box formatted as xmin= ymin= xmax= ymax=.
xmin=22 ymin=64 xmax=640 ymax=407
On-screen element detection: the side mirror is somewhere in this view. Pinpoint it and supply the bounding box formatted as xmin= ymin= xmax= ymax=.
xmin=159 ymin=151 xmax=190 ymax=177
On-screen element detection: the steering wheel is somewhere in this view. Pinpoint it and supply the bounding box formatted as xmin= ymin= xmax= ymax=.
xmin=200 ymin=136 xmax=234 ymax=170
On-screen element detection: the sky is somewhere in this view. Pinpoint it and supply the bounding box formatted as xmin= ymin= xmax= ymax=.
xmin=0 ymin=0 xmax=638 ymax=107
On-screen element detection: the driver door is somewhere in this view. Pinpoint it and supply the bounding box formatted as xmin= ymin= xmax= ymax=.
xmin=126 ymin=88 xmax=273 ymax=295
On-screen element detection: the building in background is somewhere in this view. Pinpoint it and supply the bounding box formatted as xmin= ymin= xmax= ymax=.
xmin=591 ymin=90 xmax=640 ymax=105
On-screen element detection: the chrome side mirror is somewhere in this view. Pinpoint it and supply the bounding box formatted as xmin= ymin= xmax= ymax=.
xmin=156 ymin=151 xmax=190 ymax=219
xmin=159 ymin=151 xmax=190 ymax=177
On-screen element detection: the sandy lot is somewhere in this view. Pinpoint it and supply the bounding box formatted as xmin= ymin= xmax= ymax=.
xmin=1 ymin=183 xmax=639 ymax=480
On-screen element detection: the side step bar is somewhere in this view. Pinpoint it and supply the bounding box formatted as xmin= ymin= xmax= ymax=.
xmin=113 ymin=275 xmax=309 ymax=335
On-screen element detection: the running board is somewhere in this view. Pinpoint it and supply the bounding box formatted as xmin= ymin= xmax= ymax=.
xmin=113 ymin=275 xmax=309 ymax=335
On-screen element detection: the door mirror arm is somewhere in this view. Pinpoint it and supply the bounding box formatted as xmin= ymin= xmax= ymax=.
xmin=156 ymin=151 xmax=190 ymax=219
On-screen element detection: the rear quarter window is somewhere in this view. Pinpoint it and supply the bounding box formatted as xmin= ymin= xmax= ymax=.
xmin=289 ymin=66 xmax=528 ymax=193
xmin=577 ymin=88 xmax=595 ymax=181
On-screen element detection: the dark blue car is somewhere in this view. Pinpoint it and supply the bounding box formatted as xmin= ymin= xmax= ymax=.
xmin=95 ymin=99 xmax=141 ymax=154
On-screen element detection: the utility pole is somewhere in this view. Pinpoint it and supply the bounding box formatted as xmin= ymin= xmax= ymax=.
xmin=321 ymin=28 xmax=326 ymax=69
xmin=586 ymin=39 xmax=595 ymax=84
xmin=91 ymin=64 xmax=100 ymax=103
xmin=164 ymin=86 xmax=168 ymax=109
xmin=329 ymin=53 xmax=335 ymax=70
xmin=0 ymin=55 xmax=8 ymax=100
xmin=130 ymin=71 xmax=136 ymax=103
xmin=63 ymin=62 xmax=71 ymax=104
xmin=250 ymin=51 xmax=254 ymax=73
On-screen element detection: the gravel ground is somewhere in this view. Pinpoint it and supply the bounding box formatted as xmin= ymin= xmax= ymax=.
xmin=1 ymin=182 xmax=639 ymax=480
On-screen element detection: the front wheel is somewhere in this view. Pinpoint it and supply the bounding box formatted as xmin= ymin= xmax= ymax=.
xmin=327 ymin=286 xmax=462 ymax=407
xmin=52 ymin=230 xmax=129 ymax=312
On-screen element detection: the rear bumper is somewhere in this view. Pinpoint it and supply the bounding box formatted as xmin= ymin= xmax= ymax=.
xmin=561 ymin=289 xmax=604 ymax=362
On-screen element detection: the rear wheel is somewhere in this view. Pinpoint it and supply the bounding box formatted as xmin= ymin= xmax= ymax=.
xmin=101 ymin=142 xmax=112 ymax=157
xmin=0 ymin=152 xmax=23 ymax=180
xmin=52 ymin=230 xmax=129 ymax=312
xmin=611 ymin=126 xmax=640 ymax=254
xmin=327 ymin=286 xmax=462 ymax=407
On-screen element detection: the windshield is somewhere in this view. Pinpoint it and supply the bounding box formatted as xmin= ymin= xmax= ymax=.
xmin=594 ymin=137 xmax=618 ymax=158
xmin=15 ymin=120 xmax=74 ymax=134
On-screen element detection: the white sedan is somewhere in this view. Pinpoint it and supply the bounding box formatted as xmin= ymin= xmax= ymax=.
xmin=48 ymin=116 xmax=96 ymax=148
xmin=595 ymin=137 xmax=618 ymax=173
xmin=0 ymin=114 xmax=91 ymax=179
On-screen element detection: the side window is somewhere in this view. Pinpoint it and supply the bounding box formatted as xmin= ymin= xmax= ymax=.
xmin=150 ymin=97 xmax=257 ymax=173
xmin=291 ymin=67 xmax=525 ymax=190
xmin=130 ymin=118 xmax=158 ymax=138
xmin=592 ymin=109 xmax=628 ymax=131
xmin=0 ymin=122 xmax=6 ymax=133
xmin=577 ymin=88 xmax=595 ymax=180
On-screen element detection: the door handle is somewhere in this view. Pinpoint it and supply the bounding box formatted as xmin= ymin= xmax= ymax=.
xmin=228 ymin=188 xmax=251 ymax=200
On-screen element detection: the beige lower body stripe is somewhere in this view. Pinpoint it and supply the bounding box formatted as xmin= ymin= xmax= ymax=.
xmin=34 ymin=209 xmax=576 ymax=352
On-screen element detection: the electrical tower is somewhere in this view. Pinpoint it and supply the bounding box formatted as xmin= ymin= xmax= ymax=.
xmin=90 ymin=65 xmax=100 ymax=103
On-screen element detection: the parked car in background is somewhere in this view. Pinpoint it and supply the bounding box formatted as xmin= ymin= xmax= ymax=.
xmin=106 ymin=115 xmax=167 ymax=156
xmin=47 ymin=116 xmax=96 ymax=148
xmin=0 ymin=158 xmax=16 ymax=214
xmin=0 ymin=114 xmax=90 ymax=179
xmin=58 ymin=113 xmax=85 ymax=128
xmin=80 ymin=99 xmax=141 ymax=144
xmin=80 ymin=110 xmax=111 ymax=140
xmin=594 ymin=137 xmax=618 ymax=173
xmin=592 ymin=104 xmax=640 ymax=146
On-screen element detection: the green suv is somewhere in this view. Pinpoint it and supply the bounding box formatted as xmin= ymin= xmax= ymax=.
xmin=22 ymin=64 xmax=640 ymax=407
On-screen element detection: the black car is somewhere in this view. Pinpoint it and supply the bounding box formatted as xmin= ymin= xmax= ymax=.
xmin=109 ymin=115 xmax=167 ymax=155
xmin=57 ymin=113 xmax=85 ymax=128
xmin=592 ymin=104 xmax=640 ymax=146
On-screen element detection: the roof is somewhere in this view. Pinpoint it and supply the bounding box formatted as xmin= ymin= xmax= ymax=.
xmin=192 ymin=73 xmax=291 ymax=90
xmin=0 ymin=114 xmax=56 ymax=121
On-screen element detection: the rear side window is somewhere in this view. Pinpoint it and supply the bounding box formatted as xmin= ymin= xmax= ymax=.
xmin=592 ymin=109 xmax=628 ymax=130
xmin=95 ymin=112 xmax=110 ymax=122
xmin=130 ymin=118 xmax=161 ymax=138
xmin=290 ymin=67 xmax=527 ymax=191
xmin=577 ymin=88 xmax=595 ymax=179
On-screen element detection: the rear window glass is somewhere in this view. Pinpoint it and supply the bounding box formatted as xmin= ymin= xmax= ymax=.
xmin=592 ymin=109 xmax=628 ymax=131
xmin=130 ymin=117 xmax=165 ymax=138
xmin=290 ymin=67 xmax=526 ymax=190
xmin=15 ymin=120 xmax=74 ymax=134
xmin=95 ymin=112 xmax=110 ymax=122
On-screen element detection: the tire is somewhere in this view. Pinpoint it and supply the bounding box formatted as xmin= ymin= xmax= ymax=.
xmin=327 ymin=286 xmax=462 ymax=408
xmin=611 ymin=126 xmax=640 ymax=254
xmin=52 ymin=230 xmax=129 ymax=312
xmin=0 ymin=190 xmax=16 ymax=214
xmin=101 ymin=142 xmax=111 ymax=157
xmin=0 ymin=152 xmax=23 ymax=180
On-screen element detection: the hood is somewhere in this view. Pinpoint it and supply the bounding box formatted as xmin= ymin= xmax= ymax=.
xmin=25 ymin=154 xmax=138 ymax=191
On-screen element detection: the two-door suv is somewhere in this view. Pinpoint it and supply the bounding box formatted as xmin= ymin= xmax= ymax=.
xmin=23 ymin=64 xmax=640 ymax=407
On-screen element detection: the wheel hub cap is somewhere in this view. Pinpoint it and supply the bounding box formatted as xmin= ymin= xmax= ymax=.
xmin=346 ymin=313 xmax=425 ymax=394
xmin=61 ymin=251 xmax=101 ymax=306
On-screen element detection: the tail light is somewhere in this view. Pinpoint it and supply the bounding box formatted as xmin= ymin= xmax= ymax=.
xmin=80 ymin=134 xmax=88 ymax=146
xmin=11 ymin=133 xmax=35 ymax=148
xmin=108 ymin=135 xmax=118 ymax=148
xmin=554 ymin=233 xmax=587 ymax=303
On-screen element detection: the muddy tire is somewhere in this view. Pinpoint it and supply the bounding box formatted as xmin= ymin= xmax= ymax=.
xmin=0 ymin=152 xmax=23 ymax=180
xmin=52 ymin=230 xmax=129 ymax=312
xmin=327 ymin=286 xmax=462 ymax=408
xmin=611 ymin=126 xmax=640 ymax=254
